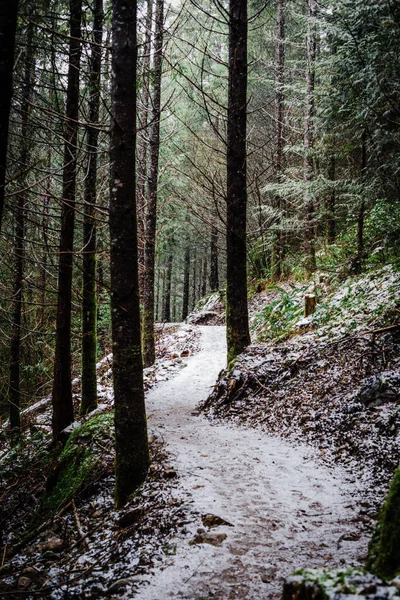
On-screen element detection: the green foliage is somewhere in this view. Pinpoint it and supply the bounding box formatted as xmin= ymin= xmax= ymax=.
xmin=252 ymin=286 xmax=305 ymax=341
xmin=312 ymin=266 xmax=400 ymax=336
xmin=364 ymin=199 xmax=400 ymax=268
xmin=367 ymin=466 xmax=400 ymax=579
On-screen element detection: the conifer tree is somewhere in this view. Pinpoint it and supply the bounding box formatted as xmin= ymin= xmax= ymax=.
xmin=226 ymin=0 xmax=251 ymax=363
xmin=110 ymin=0 xmax=150 ymax=507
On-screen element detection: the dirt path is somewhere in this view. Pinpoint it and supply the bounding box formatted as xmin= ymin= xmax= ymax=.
xmin=140 ymin=326 xmax=368 ymax=600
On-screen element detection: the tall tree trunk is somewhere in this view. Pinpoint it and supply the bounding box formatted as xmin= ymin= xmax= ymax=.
xmin=327 ymin=153 xmax=336 ymax=244
xmin=142 ymin=0 xmax=164 ymax=367
xmin=226 ymin=0 xmax=250 ymax=363
xmin=0 ymin=1 xmax=19 ymax=230
xmin=110 ymin=0 xmax=149 ymax=507
xmin=162 ymin=252 xmax=172 ymax=322
xmin=355 ymin=133 xmax=367 ymax=274
xmin=137 ymin=0 xmax=153 ymax=295
xmin=191 ymin=247 xmax=197 ymax=310
xmin=155 ymin=266 xmax=161 ymax=321
xmin=209 ymin=225 xmax=219 ymax=291
xmin=52 ymin=0 xmax=83 ymax=441
xmin=81 ymin=0 xmax=103 ymax=415
xmin=181 ymin=246 xmax=190 ymax=320
xmin=201 ymin=254 xmax=207 ymax=297
xmin=304 ymin=0 xmax=317 ymax=274
xmin=9 ymin=14 xmax=35 ymax=430
xmin=271 ymin=0 xmax=285 ymax=280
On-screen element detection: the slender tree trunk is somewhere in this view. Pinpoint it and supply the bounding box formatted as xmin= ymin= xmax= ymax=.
xmin=181 ymin=246 xmax=190 ymax=320
xmin=142 ymin=0 xmax=164 ymax=367
xmin=137 ymin=0 xmax=153 ymax=295
xmin=9 ymin=14 xmax=35 ymax=430
xmin=191 ymin=247 xmax=197 ymax=310
xmin=155 ymin=267 xmax=161 ymax=321
xmin=81 ymin=0 xmax=103 ymax=415
xmin=304 ymin=0 xmax=317 ymax=274
xmin=355 ymin=133 xmax=367 ymax=274
xmin=327 ymin=153 xmax=336 ymax=244
xmin=110 ymin=0 xmax=149 ymax=507
xmin=226 ymin=0 xmax=250 ymax=363
xmin=0 ymin=1 xmax=19 ymax=230
xmin=209 ymin=225 xmax=219 ymax=291
xmin=9 ymin=196 xmax=24 ymax=431
xmin=52 ymin=0 xmax=82 ymax=441
xmin=271 ymin=0 xmax=285 ymax=280
xmin=201 ymin=254 xmax=207 ymax=297
xmin=162 ymin=252 xmax=172 ymax=322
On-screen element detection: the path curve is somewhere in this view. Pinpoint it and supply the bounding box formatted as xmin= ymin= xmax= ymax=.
xmin=140 ymin=326 xmax=368 ymax=600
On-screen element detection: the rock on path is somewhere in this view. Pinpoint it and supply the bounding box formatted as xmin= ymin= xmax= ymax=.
xmin=140 ymin=326 xmax=369 ymax=600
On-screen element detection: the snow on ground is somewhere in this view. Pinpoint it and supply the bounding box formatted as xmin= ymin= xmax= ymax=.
xmin=0 ymin=326 xmax=375 ymax=599
xmin=135 ymin=326 xmax=370 ymax=600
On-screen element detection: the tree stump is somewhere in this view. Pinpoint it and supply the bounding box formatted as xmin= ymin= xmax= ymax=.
xmin=304 ymin=294 xmax=316 ymax=317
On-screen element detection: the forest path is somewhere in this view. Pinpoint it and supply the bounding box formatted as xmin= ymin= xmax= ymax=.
xmin=141 ymin=325 xmax=368 ymax=600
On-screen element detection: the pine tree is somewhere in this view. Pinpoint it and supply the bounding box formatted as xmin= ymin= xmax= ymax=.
xmin=110 ymin=0 xmax=150 ymax=507
xmin=226 ymin=0 xmax=250 ymax=363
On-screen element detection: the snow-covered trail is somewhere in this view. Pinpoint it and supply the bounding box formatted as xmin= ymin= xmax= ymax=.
xmin=141 ymin=326 xmax=368 ymax=600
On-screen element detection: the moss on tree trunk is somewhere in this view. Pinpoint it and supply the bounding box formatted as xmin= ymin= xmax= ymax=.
xmin=367 ymin=466 xmax=400 ymax=580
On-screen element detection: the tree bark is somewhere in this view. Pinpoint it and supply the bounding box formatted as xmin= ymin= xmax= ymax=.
xmin=355 ymin=133 xmax=367 ymax=274
xmin=191 ymin=247 xmax=197 ymax=310
xmin=304 ymin=0 xmax=317 ymax=274
xmin=81 ymin=0 xmax=103 ymax=415
xmin=271 ymin=0 xmax=285 ymax=280
xmin=110 ymin=0 xmax=149 ymax=507
xmin=201 ymin=254 xmax=207 ymax=298
xmin=0 ymin=1 xmax=19 ymax=231
xmin=52 ymin=0 xmax=83 ymax=441
xmin=226 ymin=0 xmax=251 ymax=363
xmin=142 ymin=0 xmax=164 ymax=367
xmin=181 ymin=246 xmax=190 ymax=320
xmin=9 ymin=13 xmax=35 ymax=430
xmin=209 ymin=225 xmax=219 ymax=291
xmin=162 ymin=252 xmax=173 ymax=322
xmin=137 ymin=0 xmax=153 ymax=295
xmin=327 ymin=153 xmax=336 ymax=244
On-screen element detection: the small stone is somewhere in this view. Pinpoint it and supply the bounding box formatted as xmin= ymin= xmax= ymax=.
xmin=180 ymin=350 xmax=190 ymax=357
xmin=189 ymin=532 xmax=227 ymax=547
xmin=202 ymin=514 xmax=234 ymax=528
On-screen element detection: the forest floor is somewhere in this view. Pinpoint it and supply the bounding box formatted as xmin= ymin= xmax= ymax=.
xmin=1 ymin=267 xmax=399 ymax=599
xmin=1 ymin=326 xmax=373 ymax=600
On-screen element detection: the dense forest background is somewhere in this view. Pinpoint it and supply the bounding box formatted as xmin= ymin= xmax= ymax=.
xmin=1 ymin=0 xmax=399 ymax=421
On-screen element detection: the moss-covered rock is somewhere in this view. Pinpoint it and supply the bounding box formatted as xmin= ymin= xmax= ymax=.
xmin=283 ymin=568 xmax=399 ymax=600
xmin=367 ymin=466 xmax=400 ymax=580
xmin=40 ymin=412 xmax=114 ymax=516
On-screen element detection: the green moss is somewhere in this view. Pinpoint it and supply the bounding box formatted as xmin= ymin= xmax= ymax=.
xmin=367 ymin=466 xmax=400 ymax=580
xmin=289 ymin=568 xmax=367 ymax=598
xmin=40 ymin=413 xmax=114 ymax=516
